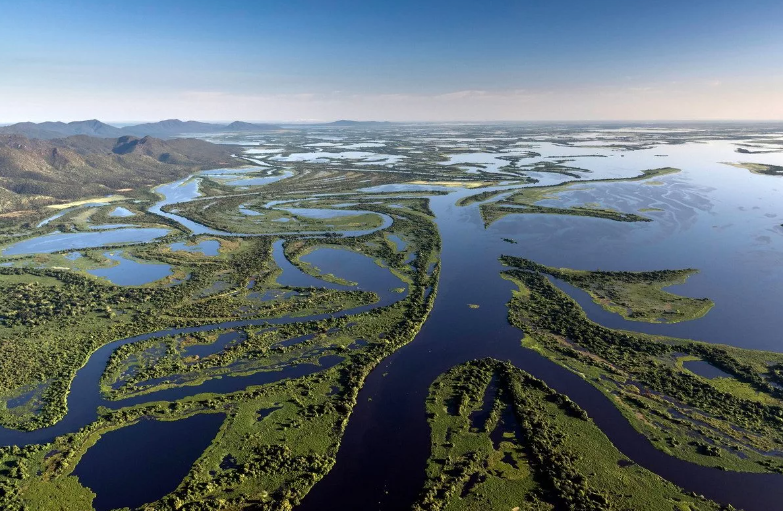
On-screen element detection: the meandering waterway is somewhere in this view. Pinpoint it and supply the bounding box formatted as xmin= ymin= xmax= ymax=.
xmin=2 ymin=136 xmax=783 ymax=510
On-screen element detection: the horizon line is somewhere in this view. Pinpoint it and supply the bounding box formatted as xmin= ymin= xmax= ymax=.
xmin=2 ymin=118 xmax=783 ymax=126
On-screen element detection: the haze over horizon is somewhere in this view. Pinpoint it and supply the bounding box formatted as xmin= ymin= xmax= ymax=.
xmin=2 ymin=0 xmax=782 ymax=123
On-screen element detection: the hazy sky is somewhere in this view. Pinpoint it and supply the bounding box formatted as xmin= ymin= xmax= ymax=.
xmin=2 ymin=0 xmax=782 ymax=122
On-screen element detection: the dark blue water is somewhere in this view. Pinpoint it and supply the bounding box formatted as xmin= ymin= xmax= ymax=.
xmin=73 ymin=413 xmax=225 ymax=511
xmin=684 ymin=360 xmax=733 ymax=379
xmin=5 ymin=147 xmax=783 ymax=510
xmin=299 ymin=185 xmax=783 ymax=511
xmin=300 ymin=246 xmax=406 ymax=295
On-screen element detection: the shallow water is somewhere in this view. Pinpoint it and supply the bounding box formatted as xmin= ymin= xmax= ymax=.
xmin=88 ymin=223 xmax=135 ymax=230
xmin=88 ymin=251 xmax=172 ymax=286
xmin=169 ymin=239 xmax=220 ymax=256
xmin=108 ymin=207 xmax=135 ymax=218
xmin=1 ymin=228 xmax=170 ymax=256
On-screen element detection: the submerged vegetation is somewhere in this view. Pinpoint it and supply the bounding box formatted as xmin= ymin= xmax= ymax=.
xmin=480 ymin=167 xmax=679 ymax=227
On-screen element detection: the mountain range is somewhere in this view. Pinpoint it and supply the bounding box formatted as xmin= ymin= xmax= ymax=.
xmin=0 ymin=119 xmax=397 ymax=140
xmin=0 ymin=119 xmax=282 ymax=140
xmin=0 ymin=134 xmax=241 ymax=216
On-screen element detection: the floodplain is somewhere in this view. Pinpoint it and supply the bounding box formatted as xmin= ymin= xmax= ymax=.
xmin=2 ymin=123 xmax=783 ymax=510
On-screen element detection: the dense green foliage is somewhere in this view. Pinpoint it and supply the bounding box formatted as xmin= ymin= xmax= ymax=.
xmin=416 ymin=359 xmax=719 ymax=511
xmin=507 ymin=257 xmax=714 ymax=323
xmin=502 ymin=259 xmax=783 ymax=473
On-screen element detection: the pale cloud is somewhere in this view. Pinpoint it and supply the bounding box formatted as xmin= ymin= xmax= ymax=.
xmin=434 ymin=90 xmax=489 ymax=100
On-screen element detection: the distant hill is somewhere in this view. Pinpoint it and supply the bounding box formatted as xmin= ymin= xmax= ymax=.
xmin=224 ymin=121 xmax=281 ymax=131
xmin=0 ymin=120 xmax=126 ymax=139
xmin=120 ymin=119 xmax=226 ymax=137
xmin=0 ymin=119 xmax=282 ymax=140
xmin=0 ymin=134 xmax=242 ymax=215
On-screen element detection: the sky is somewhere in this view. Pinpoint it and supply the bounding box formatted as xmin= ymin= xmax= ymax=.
xmin=1 ymin=0 xmax=782 ymax=122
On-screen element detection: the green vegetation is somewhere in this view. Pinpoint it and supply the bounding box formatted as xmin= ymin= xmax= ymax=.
xmin=723 ymin=162 xmax=783 ymax=176
xmin=510 ymin=258 xmax=714 ymax=323
xmin=502 ymin=256 xmax=783 ymax=473
xmin=455 ymin=189 xmax=507 ymax=206
xmin=167 ymin=193 xmax=387 ymax=235
xmin=3 ymin=124 xmax=783 ymax=510
xmin=415 ymin=359 xmax=719 ymax=511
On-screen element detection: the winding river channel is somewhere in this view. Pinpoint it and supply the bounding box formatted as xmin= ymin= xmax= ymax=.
xmin=3 ymin=137 xmax=783 ymax=510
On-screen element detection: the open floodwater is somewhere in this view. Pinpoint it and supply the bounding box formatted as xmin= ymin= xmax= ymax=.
xmin=2 ymin=130 xmax=783 ymax=510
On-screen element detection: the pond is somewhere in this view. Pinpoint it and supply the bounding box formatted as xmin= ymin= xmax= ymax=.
xmin=169 ymin=239 xmax=221 ymax=256
xmin=108 ymin=207 xmax=135 ymax=218
xmin=88 ymin=251 xmax=172 ymax=286
xmin=684 ymin=360 xmax=733 ymax=379
xmin=73 ymin=414 xmax=225 ymax=511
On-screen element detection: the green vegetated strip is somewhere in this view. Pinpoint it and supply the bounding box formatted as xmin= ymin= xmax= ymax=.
xmin=414 ymin=359 xmax=719 ymax=511
xmin=482 ymin=204 xmax=652 ymax=226
xmin=502 ymin=256 xmax=783 ymax=474
xmin=511 ymin=258 xmax=714 ymax=323
xmin=1 ymin=205 xmax=441 ymax=511
xmin=455 ymin=189 xmax=508 ymax=207
xmin=480 ymin=167 xmax=680 ymax=227
xmin=723 ymin=162 xmax=783 ymax=176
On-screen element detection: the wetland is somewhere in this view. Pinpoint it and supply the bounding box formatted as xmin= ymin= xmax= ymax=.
xmin=2 ymin=122 xmax=783 ymax=510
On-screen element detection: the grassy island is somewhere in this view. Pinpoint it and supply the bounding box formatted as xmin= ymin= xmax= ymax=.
xmin=415 ymin=359 xmax=720 ymax=511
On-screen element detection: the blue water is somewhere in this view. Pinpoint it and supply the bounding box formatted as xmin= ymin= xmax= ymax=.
xmin=387 ymin=234 xmax=407 ymax=251
xmin=88 ymin=252 xmax=172 ymax=286
xmin=108 ymin=207 xmax=135 ymax=218
xmin=169 ymin=240 xmax=220 ymax=256
xmin=4 ymin=137 xmax=783 ymax=511
xmin=2 ymin=228 xmax=170 ymax=256
xmin=88 ymin=224 xmax=135 ymax=230
xmin=283 ymin=208 xmax=370 ymax=219
xmin=73 ymin=414 xmax=225 ymax=511
xmin=149 ymin=177 xmax=225 ymax=235
xmin=684 ymin=360 xmax=733 ymax=379
xmin=300 ymin=247 xmax=406 ymax=295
